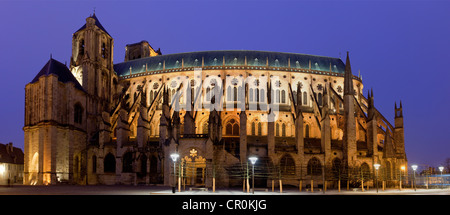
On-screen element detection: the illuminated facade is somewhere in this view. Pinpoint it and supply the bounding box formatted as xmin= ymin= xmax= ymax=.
xmin=0 ymin=143 xmax=24 ymax=185
xmin=24 ymin=14 xmax=407 ymax=188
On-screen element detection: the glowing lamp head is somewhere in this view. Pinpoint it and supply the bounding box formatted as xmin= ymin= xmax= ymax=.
xmin=373 ymin=163 xmax=380 ymax=170
xmin=439 ymin=166 xmax=444 ymax=172
xmin=170 ymin=153 xmax=179 ymax=162
xmin=401 ymin=166 xmax=405 ymax=171
xmin=411 ymin=165 xmax=418 ymax=171
xmin=248 ymin=156 xmax=258 ymax=165
xmin=0 ymin=165 xmax=4 ymax=174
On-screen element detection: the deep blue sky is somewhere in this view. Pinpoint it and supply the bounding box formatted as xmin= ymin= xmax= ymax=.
xmin=1 ymin=0 xmax=449 ymax=168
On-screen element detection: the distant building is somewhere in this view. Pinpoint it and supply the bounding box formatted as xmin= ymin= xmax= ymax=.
xmin=0 ymin=143 xmax=24 ymax=185
xmin=23 ymin=14 xmax=407 ymax=188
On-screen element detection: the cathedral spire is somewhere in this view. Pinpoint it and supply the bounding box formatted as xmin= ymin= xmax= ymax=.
xmin=344 ymin=51 xmax=354 ymax=95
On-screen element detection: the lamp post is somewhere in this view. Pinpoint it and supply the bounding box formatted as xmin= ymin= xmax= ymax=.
xmin=411 ymin=165 xmax=418 ymax=191
xmin=171 ymin=153 xmax=179 ymax=194
xmin=374 ymin=163 xmax=380 ymax=193
xmin=249 ymin=156 xmax=258 ymax=194
xmin=400 ymin=166 xmax=405 ymax=191
xmin=439 ymin=166 xmax=444 ymax=190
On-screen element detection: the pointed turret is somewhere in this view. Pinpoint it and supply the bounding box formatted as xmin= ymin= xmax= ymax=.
xmin=320 ymin=85 xmax=331 ymax=163
xmin=368 ymin=89 xmax=375 ymax=120
xmin=394 ymin=100 xmax=406 ymax=159
xmin=344 ymin=52 xmax=354 ymax=96
xmin=366 ymin=88 xmax=378 ymax=156
xmin=342 ymin=51 xmax=357 ymax=169
xmin=296 ymin=82 xmax=302 ymax=114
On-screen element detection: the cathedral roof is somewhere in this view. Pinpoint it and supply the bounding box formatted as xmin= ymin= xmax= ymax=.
xmin=74 ymin=13 xmax=111 ymax=37
xmin=31 ymin=58 xmax=84 ymax=91
xmin=113 ymin=50 xmax=346 ymax=78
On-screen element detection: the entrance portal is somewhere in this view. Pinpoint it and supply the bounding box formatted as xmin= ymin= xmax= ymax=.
xmin=182 ymin=148 xmax=206 ymax=186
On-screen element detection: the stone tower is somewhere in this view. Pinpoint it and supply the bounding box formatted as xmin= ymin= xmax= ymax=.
xmin=394 ymin=102 xmax=406 ymax=159
xmin=24 ymin=57 xmax=87 ymax=185
xmin=70 ymin=13 xmax=115 ymax=112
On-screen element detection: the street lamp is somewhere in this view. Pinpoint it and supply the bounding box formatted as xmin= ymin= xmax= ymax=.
xmin=439 ymin=166 xmax=444 ymax=190
xmin=411 ymin=165 xmax=418 ymax=191
xmin=400 ymin=166 xmax=405 ymax=191
xmin=249 ymin=156 xmax=258 ymax=194
xmin=374 ymin=163 xmax=380 ymax=193
xmin=171 ymin=153 xmax=179 ymax=193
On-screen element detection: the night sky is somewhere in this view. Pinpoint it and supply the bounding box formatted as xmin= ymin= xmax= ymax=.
xmin=1 ymin=0 xmax=449 ymax=168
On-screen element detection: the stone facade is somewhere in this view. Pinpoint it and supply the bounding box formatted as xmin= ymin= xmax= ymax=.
xmin=24 ymin=14 xmax=407 ymax=188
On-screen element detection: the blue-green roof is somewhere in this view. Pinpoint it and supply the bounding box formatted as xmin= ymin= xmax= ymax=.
xmin=113 ymin=50 xmax=345 ymax=78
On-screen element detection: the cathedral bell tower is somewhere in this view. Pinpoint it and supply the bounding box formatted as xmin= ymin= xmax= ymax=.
xmin=70 ymin=13 xmax=115 ymax=112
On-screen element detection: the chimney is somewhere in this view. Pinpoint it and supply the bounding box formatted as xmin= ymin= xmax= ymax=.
xmin=7 ymin=142 xmax=13 ymax=154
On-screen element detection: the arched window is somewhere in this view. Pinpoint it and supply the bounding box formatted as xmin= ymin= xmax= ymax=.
xmin=282 ymin=123 xmax=286 ymax=137
xmin=258 ymin=122 xmax=262 ymax=136
xmin=303 ymin=92 xmax=308 ymax=105
xmin=239 ymin=86 xmax=244 ymax=103
xmin=190 ymin=86 xmax=195 ymax=103
xmin=149 ymin=91 xmax=154 ymax=104
xmin=307 ymin=157 xmax=322 ymax=176
xmin=260 ymin=89 xmax=265 ymax=102
xmin=227 ymin=86 xmax=232 ymax=101
xmin=74 ymin=103 xmax=83 ymax=124
xmin=225 ymin=118 xmax=239 ymax=136
xmin=318 ymin=93 xmax=323 ymax=106
xmin=305 ymin=124 xmax=310 ymax=138
xmin=281 ymin=90 xmax=286 ymax=103
xmin=276 ymin=89 xmax=280 ymax=103
xmin=251 ymin=122 xmax=256 ymax=135
xmin=280 ymin=154 xmax=296 ymax=177
xmin=276 ymin=123 xmax=280 ymax=136
xmin=255 ymin=88 xmax=259 ymax=102
xmin=171 ymin=89 xmax=177 ymax=104
xmin=104 ymin=153 xmax=116 ymax=173
xmin=331 ymin=158 xmax=342 ymax=179
xmin=233 ymin=87 xmax=238 ymax=102
xmin=122 ymin=152 xmax=133 ymax=173
xmin=92 ymin=155 xmax=97 ymax=173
